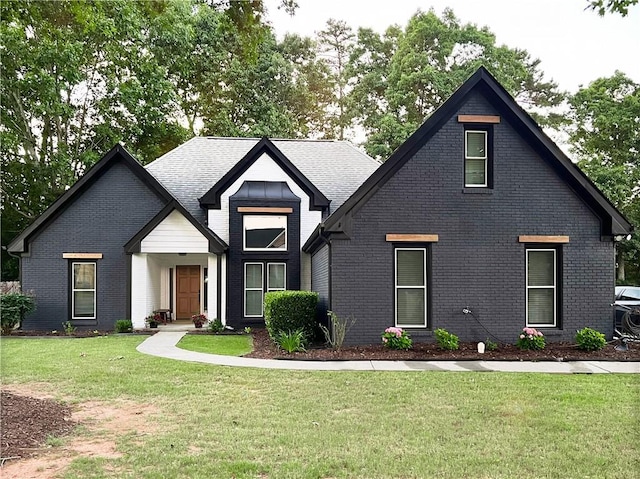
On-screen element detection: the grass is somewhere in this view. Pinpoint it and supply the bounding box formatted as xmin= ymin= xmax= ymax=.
xmin=2 ymin=335 xmax=639 ymax=478
xmin=177 ymin=334 xmax=252 ymax=356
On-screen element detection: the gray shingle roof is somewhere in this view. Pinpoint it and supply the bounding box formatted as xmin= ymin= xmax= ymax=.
xmin=145 ymin=137 xmax=381 ymax=224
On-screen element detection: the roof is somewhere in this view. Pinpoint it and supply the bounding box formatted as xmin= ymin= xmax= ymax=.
xmin=145 ymin=137 xmax=381 ymax=223
xmin=8 ymin=144 xmax=175 ymax=253
xmin=230 ymin=181 xmax=300 ymax=203
xmin=303 ymin=66 xmax=633 ymax=252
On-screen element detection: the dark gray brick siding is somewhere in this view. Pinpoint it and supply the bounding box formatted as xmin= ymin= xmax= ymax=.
xmin=227 ymin=197 xmax=301 ymax=327
xmin=330 ymin=91 xmax=615 ymax=345
xmin=21 ymin=160 xmax=166 ymax=330
xmin=311 ymin=244 xmax=329 ymax=323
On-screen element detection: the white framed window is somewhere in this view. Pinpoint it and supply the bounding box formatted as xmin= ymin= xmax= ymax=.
xmin=526 ymin=249 xmax=557 ymax=327
xmin=465 ymin=130 xmax=488 ymax=187
xmin=243 ymin=215 xmax=287 ymax=251
xmin=395 ymin=248 xmax=427 ymax=328
xmin=244 ymin=263 xmax=264 ymax=317
xmin=244 ymin=262 xmax=287 ymax=317
xmin=72 ymin=262 xmax=96 ymax=319
xmin=267 ymin=263 xmax=286 ymax=292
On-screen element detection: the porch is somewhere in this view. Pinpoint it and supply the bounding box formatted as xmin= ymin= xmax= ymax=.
xmin=130 ymin=252 xmax=227 ymax=330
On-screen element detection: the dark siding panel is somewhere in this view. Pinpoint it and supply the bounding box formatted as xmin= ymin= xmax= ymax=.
xmin=311 ymin=245 xmax=329 ymax=322
xmin=330 ymin=91 xmax=614 ymax=345
xmin=21 ymin=161 xmax=166 ymax=330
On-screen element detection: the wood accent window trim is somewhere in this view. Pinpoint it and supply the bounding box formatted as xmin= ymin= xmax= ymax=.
xmin=518 ymin=235 xmax=569 ymax=244
xmin=386 ymin=234 xmax=439 ymax=243
xmin=457 ymin=115 xmax=501 ymax=124
xmin=63 ymin=253 xmax=103 ymax=259
xmin=237 ymin=207 xmax=293 ymax=214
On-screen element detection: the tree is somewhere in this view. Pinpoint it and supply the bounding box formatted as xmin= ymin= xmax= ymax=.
xmin=347 ymin=9 xmax=565 ymax=159
xmin=317 ymin=19 xmax=356 ymax=140
xmin=586 ymin=0 xmax=638 ymax=16
xmin=567 ymin=72 xmax=640 ymax=283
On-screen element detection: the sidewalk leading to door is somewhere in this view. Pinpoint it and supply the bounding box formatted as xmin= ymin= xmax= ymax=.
xmin=136 ymin=332 xmax=640 ymax=373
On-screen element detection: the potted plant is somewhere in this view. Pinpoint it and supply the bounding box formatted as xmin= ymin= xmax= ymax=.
xmin=191 ymin=313 xmax=207 ymax=328
xmin=146 ymin=312 xmax=162 ymax=329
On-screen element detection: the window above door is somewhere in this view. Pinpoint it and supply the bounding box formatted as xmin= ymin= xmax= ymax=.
xmin=243 ymin=215 xmax=287 ymax=251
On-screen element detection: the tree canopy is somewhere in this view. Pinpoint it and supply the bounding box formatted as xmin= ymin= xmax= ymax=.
xmin=566 ymin=72 xmax=640 ymax=283
xmin=1 ymin=2 xmax=635 ymax=281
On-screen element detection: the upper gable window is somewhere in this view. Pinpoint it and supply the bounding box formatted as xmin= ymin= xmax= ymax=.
xmin=465 ymin=130 xmax=488 ymax=187
xmin=243 ymin=215 xmax=287 ymax=251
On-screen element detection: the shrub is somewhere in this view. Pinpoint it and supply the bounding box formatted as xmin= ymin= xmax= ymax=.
xmin=276 ymin=329 xmax=306 ymax=353
xmin=381 ymin=327 xmax=412 ymax=350
xmin=485 ymin=339 xmax=498 ymax=351
xmin=62 ymin=321 xmax=77 ymax=336
xmin=115 ymin=319 xmax=132 ymax=333
xmin=320 ymin=311 xmax=357 ymax=350
xmin=575 ymin=327 xmax=606 ymax=351
xmin=208 ymin=318 xmax=224 ymax=333
xmin=434 ymin=328 xmax=459 ymax=350
xmin=516 ymin=327 xmax=546 ymax=350
xmin=264 ymin=291 xmax=318 ymax=341
xmin=1 ymin=292 xmax=36 ymax=335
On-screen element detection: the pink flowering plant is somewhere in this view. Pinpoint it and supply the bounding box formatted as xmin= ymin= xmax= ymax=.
xmin=516 ymin=327 xmax=546 ymax=350
xmin=381 ymin=326 xmax=412 ymax=350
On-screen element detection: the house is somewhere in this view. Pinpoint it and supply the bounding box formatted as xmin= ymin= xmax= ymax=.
xmin=9 ymin=67 xmax=633 ymax=344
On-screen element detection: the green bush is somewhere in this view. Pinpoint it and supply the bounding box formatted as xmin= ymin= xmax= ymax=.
xmin=208 ymin=318 xmax=224 ymax=333
xmin=575 ymin=327 xmax=606 ymax=351
xmin=434 ymin=328 xmax=459 ymax=351
xmin=115 ymin=319 xmax=133 ymax=333
xmin=264 ymin=291 xmax=318 ymax=341
xmin=516 ymin=327 xmax=546 ymax=350
xmin=381 ymin=326 xmax=412 ymax=350
xmin=275 ymin=329 xmax=307 ymax=353
xmin=1 ymin=292 xmax=36 ymax=335
xmin=485 ymin=339 xmax=498 ymax=351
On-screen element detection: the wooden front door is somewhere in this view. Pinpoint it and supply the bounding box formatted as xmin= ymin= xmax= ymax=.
xmin=176 ymin=265 xmax=200 ymax=319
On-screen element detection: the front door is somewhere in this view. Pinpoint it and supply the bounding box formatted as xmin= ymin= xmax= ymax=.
xmin=176 ymin=265 xmax=200 ymax=319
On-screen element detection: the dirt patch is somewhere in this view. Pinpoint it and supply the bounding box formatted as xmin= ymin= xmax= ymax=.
xmin=1 ymin=391 xmax=75 ymax=460
xmin=245 ymin=328 xmax=640 ymax=361
xmin=1 ymin=385 xmax=160 ymax=478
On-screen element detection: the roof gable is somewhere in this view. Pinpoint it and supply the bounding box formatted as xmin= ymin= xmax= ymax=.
xmin=124 ymin=200 xmax=227 ymax=254
xmin=8 ymin=144 xmax=174 ymax=253
xmin=198 ymin=137 xmax=330 ymax=211
xmin=306 ymin=67 xmax=632 ymax=250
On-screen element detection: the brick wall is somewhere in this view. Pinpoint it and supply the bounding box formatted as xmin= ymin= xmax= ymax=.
xmin=21 ymin=159 xmax=166 ymax=330
xmin=329 ymin=91 xmax=615 ymax=345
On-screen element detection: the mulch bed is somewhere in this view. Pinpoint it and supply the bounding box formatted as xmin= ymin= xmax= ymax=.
xmin=245 ymin=328 xmax=640 ymax=361
xmin=1 ymin=391 xmax=75 ymax=461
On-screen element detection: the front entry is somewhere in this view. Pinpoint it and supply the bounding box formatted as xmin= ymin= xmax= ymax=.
xmin=176 ymin=265 xmax=200 ymax=319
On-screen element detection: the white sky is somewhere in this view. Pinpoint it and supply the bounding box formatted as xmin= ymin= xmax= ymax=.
xmin=265 ymin=0 xmax=640 ymax=93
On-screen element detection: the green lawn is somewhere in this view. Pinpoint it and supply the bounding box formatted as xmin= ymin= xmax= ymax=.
xmin=177 ymin=333 xmax=253 ymax=356
xmin=1 ymin=336 xmax=639 ymax=478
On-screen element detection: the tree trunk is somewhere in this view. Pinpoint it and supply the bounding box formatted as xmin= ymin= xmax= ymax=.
xmin=617 ymin=251 xmax=626 ymax=282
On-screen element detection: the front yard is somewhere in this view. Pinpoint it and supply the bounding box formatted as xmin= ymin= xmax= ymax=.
xmin=1 ymin=335 xmax=639 ymax=478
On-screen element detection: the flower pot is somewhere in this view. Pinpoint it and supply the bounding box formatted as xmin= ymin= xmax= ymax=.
xmin=194 ymin=323 xmax=203 ymax=329
xmin=149 ymin=323 xmax=158 ymax=329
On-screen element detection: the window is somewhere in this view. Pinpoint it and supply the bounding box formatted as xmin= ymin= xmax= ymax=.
xmin=244 ymin=215 xmax=287 ymax=251
xmin=267 ymin=263 xmax=286 ymax=292
xmin=465 ymin=130 xmax=488 ymax=187
xmin=72 ymin=262 xmax=96 ymax=319
xmin=244 ymin=263 xmax=264 ymax=317
xmin=244 ymin=262 xmax=287 ymax=317
xmin=395 ymin=248 xmax=427 ymax=327
xmin=526 ymin=249 xmax=557 ymax=327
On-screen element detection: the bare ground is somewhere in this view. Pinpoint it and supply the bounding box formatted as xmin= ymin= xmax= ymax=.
xmin=0 ymin=385 xmax=159 ymax=479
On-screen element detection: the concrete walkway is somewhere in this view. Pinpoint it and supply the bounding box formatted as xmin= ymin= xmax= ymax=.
xmin=137 ymin=332 xmax=640 ymax=374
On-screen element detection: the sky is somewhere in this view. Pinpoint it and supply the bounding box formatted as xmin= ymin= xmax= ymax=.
xmin=264 ymin=0 xmax=640 ymax=94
